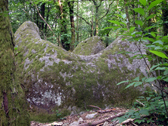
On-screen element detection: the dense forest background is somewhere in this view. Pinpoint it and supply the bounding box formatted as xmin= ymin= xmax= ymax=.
xmin=9 ymin=0 xmax=168 ymax=51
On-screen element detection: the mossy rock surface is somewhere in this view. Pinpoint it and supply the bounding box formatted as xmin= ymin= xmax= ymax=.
xmin=14 ymin=21 xmax=152 ymax=113
xmin=73 ymin=36 xmax=106 ymax=55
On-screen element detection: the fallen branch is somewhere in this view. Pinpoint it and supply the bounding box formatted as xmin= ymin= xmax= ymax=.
xmin=78 ymin=112 xmax=125 ymax=126
xmin=88 ymin=105 xmax=101 ymax=110
xmin=88 ymin=105 xmax=117 ymax=113
xmin=97 ymin=108 xmax=117 ymax=113
xmin=136 ymin=100 xmax=145 ymax=107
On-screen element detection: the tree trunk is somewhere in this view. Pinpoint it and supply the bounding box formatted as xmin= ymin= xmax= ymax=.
xmin=148 ymin=0 xmax=157 ymax=33
xmin=92 ymin=0 xmax=102 ymax=36
xmin=68 ymin=0 xmax=75 ymax=51
xmin=162 ymin=1 xmax=168 ymax=36
xmin=76 ymin=0 xmax=79 ymax=43
xmin=124 ymin=0 xmax=130 ymax=29
xmin=45 ymin=4 xmax=50 ymax=32
xmin=95 ymin=6 xmax=99 ymax=36
xmin=58 ymin=0 xmax=70 ymax=50
xmin=0 ymin=0 xmax=30 ymax=125
xmin=41 ymin=3 xmax=45 ymax=30
xmin=131 ymin=0 xmax=136 ymax=27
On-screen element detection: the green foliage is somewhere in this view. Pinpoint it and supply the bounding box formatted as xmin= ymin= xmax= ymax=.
xmin=139 ymin=0 xmax=147 ymax=6
xmin=106 ymin=0 xmax=168 ymax=125
xmin=149 ymin=50 xmax=168 ymax=59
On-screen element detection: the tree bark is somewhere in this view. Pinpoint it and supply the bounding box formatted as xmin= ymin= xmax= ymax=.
xmin=92 ymin=0 xmax=102 ymax=36
xmin=0 ymin=0 xmax=30 ymax=125
xmin=41 ymin=3 xmax=45 ymax=30
xmin=131 ymin=0 xmax=136 ymax=27
xmin=162 ymin=1 xmax=168 ymax=36
xmin=58 ymin=0 xmax=70 ymax=50
xmin=68 ymin=0 xmax=75 ymax=51
xmin=76 ymin=0 xmax=79 ymax=43
xmin=124 ymin=0 xmax=130 ymax=29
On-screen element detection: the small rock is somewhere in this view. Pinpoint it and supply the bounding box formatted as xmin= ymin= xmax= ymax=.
xmin=44 ymin=122 xmax=63 ymax=126
xmin=103 ymin=121 xmax=109 ymax=126
xmin=85 ymin=113 xmax=97 ymax=119
xmin=78 ymin=117 xmax=84 ymax=124
xmin=62 ymin=123 xmax=69 ymax=126
xmin=69 ymin=121 xmax=78 ymax=126
xmin=50 ymin=121 xmax=63 ymax=126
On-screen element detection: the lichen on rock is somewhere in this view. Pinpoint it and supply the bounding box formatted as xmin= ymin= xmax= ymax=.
xmin=14 ymin=21 xmax=153 ymax=114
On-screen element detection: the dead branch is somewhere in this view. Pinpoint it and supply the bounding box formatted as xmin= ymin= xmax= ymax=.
xmin=31 ymin=2 xmax=63 ymax=48
xmin=136 ymin=99 xmax=145 ymax=107
xmin=88 ymin=105 xmax=102 ymax=110
xmin=32 ymin=2 xmax=53 ymax=32
xmin=78 ymin=112 xmax=125 ymax=126
xmin=74 ymin=12 xmax=92 ymax=26
xmin=97 ymin=108 xmax=117 ymax=113
xmin=98 ymin=0 xmax=115 ymax=21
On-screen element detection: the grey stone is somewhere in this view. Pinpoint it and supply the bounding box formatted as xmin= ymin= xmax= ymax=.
xmin=85 ymin=113 xmax=97 ymax=119
xmin=14 ymin=21 xmax=156 ymax=113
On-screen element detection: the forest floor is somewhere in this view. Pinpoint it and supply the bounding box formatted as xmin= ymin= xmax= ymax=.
xmin=30 ymin=107 xmax=128 ymax=126
xmin=30 ymin=106 xmax=149 ymax=126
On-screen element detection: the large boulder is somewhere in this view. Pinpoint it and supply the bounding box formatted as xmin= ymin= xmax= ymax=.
xmin=14 ymin=21 xmax=150 ymax=112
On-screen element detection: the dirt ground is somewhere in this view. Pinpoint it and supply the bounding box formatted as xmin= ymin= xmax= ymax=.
xmin=30 ymin=107 xmax=130 ymax=126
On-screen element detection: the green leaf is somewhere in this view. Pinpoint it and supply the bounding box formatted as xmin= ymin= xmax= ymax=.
xmin=146 ymin=14 xmax=157 ymax=20
xmin=142 ymin=77 xmax=146 ymax=82
xmin=120 ymin=22 xmax=127 ymax=26
xmin=145 ymin=77 xmax=157 ymax=83
xmin=155 ymin=67 xmax=167 ymax=70
xmin=142 ymin=37 xmax=154 ymax=42
xmin=139 ymin=0 xmax=147 ymax=6
xmin=14 ymin=47 xmax=18 ymax=50
xmin=148 ymin=0 xmax=163 ymax=10
xmin=153 ymin=40 xmax=163 ymax=45
xmin=144 ymin=26 xmax=156 ymax=31
xmin=163 ymin=77 xmax=168 ymax=82
xmin=125 ymin=82 xmax=135 ymax=89
xmin=134 ymin=8 xmax=144 ymax=15
xmin=104 ymin=26 xmax=114 ymax=30
xmin=149 ymin=50 xmax=168 ymax=59
xmin=133 ymin=77 xmax=140 ymax=81
xmin=149 ymin=64 xmax=161 ymax=71
xmin=117 ymin=80 xmax=129 ymax=85
xmin=114 ymin=14 xmax=123 ymax=18
xmin=108 ymin=20 xmax=120 ymax=26
xmin=164 ymin=70 xmax=168 ymax=75
xmin=139 ymin=109 xmax=149 ymax=115
xmin=134 ymin=82 xmax=143 ymax=87
xmin=130 ymin=27 xmax=135 ymax=33
xmin=115 ymin=117 xmax=126 ymax=123
xmin=135 ymin=20 xmax=143 ymax=26
xmin=150 ymin=32 xmax=156 ymax=38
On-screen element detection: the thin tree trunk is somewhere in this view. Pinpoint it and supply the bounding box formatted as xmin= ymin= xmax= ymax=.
xmin=92 ymin=0 xmax=102 ymax=36
xmin=77 ymin=0 xmax=79 ymax=43
xmin=132 ymin=0 xmax=136 ymax=27
xmin=45 ymin=4 xmax=50 ymax=32
xmin=162 ymin=1 xmax=168 ymax=36
xmin=0 ymin=0 xmax=30 ymax=125
xmin=124 ymin=0 xmax=130 ymax=29
xmin=58 ymin=0 xmax=69 ymax=50
xmin=41 ymin=3 xmax=45 ymax=30
xmin=95 ymin=6 xmax=99 ymax=36
xmin=68 ymin=0 xmax=75 ymax=51
xmin=137 ymin=0 xmax=140 ymax=28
